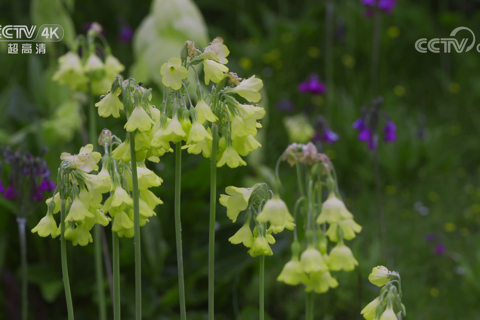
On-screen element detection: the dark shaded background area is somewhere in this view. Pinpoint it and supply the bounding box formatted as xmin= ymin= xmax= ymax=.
xmin=1 ymin=0 xmax=480 ymax=319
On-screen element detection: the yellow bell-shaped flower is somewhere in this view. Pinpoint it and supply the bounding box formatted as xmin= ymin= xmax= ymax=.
xmin=187 ymin=121 xmax=213 ymax=144
xmin=305 ymin=271 xmax=339 ymax=294
xmin=219 ymin=186 xmax=252 ymax=222
xmin=135 ymin=131 xmax=151 ymax=152
xmin=72 ymin=225 xmax=93 ymax=246
xmin=232 ymin=75 xmax=263 ymax=102
xmin=248 ymin=235 xmax=273 ymax=257
xmin=52 ymin=51 xmax=88 ymax=90
xmin=316 ymin=193 xmax=353 ymax=224
xmin=326 ymin=219 xmax=362 ymax=242
xmin=195 ymin=99 xmax=218 ymax=124
xmin=229 ymin=222 xmax=254 ymax=248
xmin=162 ymin=114 xmax=187 ymax=143
xmin=160 ymin=58 xmax=188 ymax=90
xmin=300 ymin=245 xmax=328 ymax=273
xmin=31 ymin=214 xmax=58 ymax=238
xmin=46 ymin=193 xmax=62 ymax=214
xmin=95 ymin=88 xmax=123 ymax=118
xmin=256 ymin=195 xmax=295 ymax=234
xmin=187 ymin=139 xmax=212 ymax=158
xmin=111 ymin=186 xmax=133 ymax=208
xmin=277 ymin=256 xmax=308 ymax=286
xmin=112 ymin=210 xmax=134 ymax=234
xmin=361 ymin=297 xmax=381 ymax=320
xmin=232 ymin=135 xmax=261 ymax=156
xmin=84 ymin=53 xmax=105 ymax=79
xmin=204 ymin=37 xmax=230 ymax=64
xmin=140 ymin=190 xmax=163 ymax=209
xmin=368 ymin=266 xmax=391 ymax=287
xmin=104 ymin=55 xmax=124 ymax=77
xmin=328 ymin=243 xmax=358 ymax=271
xmin=379 ymin=305 xmax=397 ymax=320
xmin=60 ymin=144 xmax=102 ymax=173
xmin=124 ymin=106 xmax=155 ymax=132
xmin=203 ymin=59 xmax=229 ymax=85
xmin=135 ymin=167 xmax=163 ymax=190
xmin=65 ymin=197 xmax=95 ymax=222
xmin=217 ymin=146 xmax=246 ymax=168
xmin=139 ymin=199 xmax=156 ymax=219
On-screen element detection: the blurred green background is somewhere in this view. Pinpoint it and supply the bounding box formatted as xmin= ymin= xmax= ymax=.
xmin=1 ymin=0 xmax=480 ymax=319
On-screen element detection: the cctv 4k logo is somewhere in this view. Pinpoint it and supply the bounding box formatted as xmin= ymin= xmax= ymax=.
xmin=415 ymin=27 xmax=480 ymax=53
xmin=0 ymin=24 xmax=64 ymax=42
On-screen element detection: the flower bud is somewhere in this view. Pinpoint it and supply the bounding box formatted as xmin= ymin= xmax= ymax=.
xmin=98 ymin=129 xmax=113 ymax=147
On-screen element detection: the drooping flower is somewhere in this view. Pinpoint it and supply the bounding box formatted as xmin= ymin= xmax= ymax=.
xmin=118 ymin=25 xmax=134 ymax=43
xmin=368 ymin=266 xmax=391 ymax=287
xmin=31 ymin=214 xmax=58 ymax=238
xmin=84 ymin=53 xmax=105 ymax=79
xmin=187 ymin=121 xmax=213 ymax=144
xmin=358 ymin=127 xmax=376 ymax=150
xmin=320 ymin=128 xmax=339 ymax=144
xmin=60 ymin=144 xmax=102 ymax=173
xmin=38 ymin=176 xmax=56 ymax=192
xmin=434 ymin=243 xmax=446 ymax=255
xmin=300 ymin=246 xmax=328 ymax=273
xmin=162 ymin=114 xmax=187 ymax=143
xmin=203 ymin=59 xmax=229 ymax=85
xmin=195 ymin=99 xmax=218 ymax=124
xmin=298 ymin=74 xmax=327 ymax=95
xmin=277 ymin=256 xmax=308 ymax=286
xmin=232 ymin=76 xmax=263 ymax=103
xmin=52 ymin=51 xmax=89 ymax=90
xmin=65 ymin=197 xmax=95 ymax=222
xmin=256 ymin=195 xmax=295 ymax=234
xmin=316 ymin=193 xmax=353 ymax=224
xmin=326 ymin=219 xmax=362 ymax=242
xmin=328 ymin=243 xmax=358 ymax=271
xmin=229 ymin=222 xmax=254 ymax=248
xmin=248 ymin=235 xmax=273 ymax=257
xmin=384 ymin=120 xmax=397 ymax=142
xmin=379 ymin=305 xmax=397 ymax=320
xmin=95 ymin=88 xmax=124 ymax=118
xmin=104 ymin=55 xmax=125 ymax=78
xmin=353 ymin=117 xmax=366 ymax=131
xmin=204 ymin=37 xmax=230 ymax=64
xmin=216 ymin=146 xmax=246 ymax=168
xmin=378 ymin=0 xmax=397 ymax=14
xmin=305 ymin=271 xmax=338 ymax=293
xmin=361 ymin=297 xmax=381 ymax=320
xmin=124 ymin=106 xmax=155 ymax=132
xmin=219 ymin=186 xmax=252 ymax=222
xmin=160 ymin=58 xmax=188 ymax=90
xmin=0 ymin=180 xmax=4 ymax=193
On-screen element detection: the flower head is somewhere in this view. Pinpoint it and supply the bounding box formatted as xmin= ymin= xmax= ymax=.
xmin=118 ymin=25 xmax=134 ymax=43
xmin=95 ymin=88 xmax=124 ymax=118
xmin=320 ymin=128 xmax=339 ymax=144
xmin=256 ymin=195 xmax=295 ymax=234
xmin=368 ymin=266 xmax=392 ymax=287
xmin=195 ymin=99 xmax=218 ymax=124
xmin=328 ymin=243 xmax=358 ymax=271
xmin=300 ymin=245 xmax=328 ymax=273
xmin=65 ymin=197 xmax=95 ymax=222
xmin=162 ymin=114 xmax=187 ymax=143
xmin=104 ymin=55 xmax=125 ymax=77
xmin=305 ymin=271 xmax=338 ymax=293
xmin=160 ymin=58 xmax=188 ymax=90
xmin=188 ymin=121 xmax=213 ymax=144
xmin=31 ymin=214 xmax=58 ymax=238
xmin=217 ymin=146 xmax=246 ymax=168
xmin=203 ymin=59 xmax=229 ymax=85
xmin=326 ymin=219 xmax=362 ymax=242
xmin=379 ymin=305 xmax=397 ymax=320
xmin=277 ymin=256 xmax=308 ymax=286
xmin=124 ymin=106 xmax=155 ymax=132
xmin=52 ymin=52 xmax=88 ymax=90
xmin=38 ymin=176 xmax=56 ymax=192
xmin=60 ymin=144 xmax=102 ymax=173
xmin=204 ymin=37 xmax=230 ymax=64
xmin=384 ymin=120 xmax=397 ymax=142
xmin=361 ymin=297 xmax=381 ymax=320
xmin=219 ymin=186 xmax=252 ymax=222
xmin=316 ymin=193 xmax=353 ymax=224
xmin=232 ymin=76 xmax=263 ymax=102
xmin=84 ymin=53 xmax=105 ymax=79
xmin=229 ymin=222 xmax=254 ymax=248
xmin=248 ymin=235 xmax=273 ymax=257
xmin=298 ymin=74 xmax=327 ymax=95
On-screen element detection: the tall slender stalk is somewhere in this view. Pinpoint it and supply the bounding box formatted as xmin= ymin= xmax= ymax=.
xmin=60 ymin=199 xmax=74 ymax=320
xmin=89 ymin=81 xmax=107 ymax=320
xmin=17 ymin=217 xmax=27 ymax=320
xmin=128 ymin=131 xmax=142 ymax=319
xmin=325 ymin=0 xmax=334 ymax=106
xmin=174 ymin=142 xmax=187 ymax=320
xmin=259 ymin=256 xmax=265 ymax=320
xmin=373 ymin=147 xmax=387 ymax=263
xmin=371 ymin=10 xmax=382 ymax=96
xmin=112 ymin=231 xmax=121 ymax=320
xmin=208 ymin=124 xmax=218 ymax=320
xmin=306 ymin=292 xmax=314 ymax=320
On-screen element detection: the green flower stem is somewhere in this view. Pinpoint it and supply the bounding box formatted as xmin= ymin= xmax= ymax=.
xmin=259 ymin=255 xmax=265 ymax=320
xmin=371 ymin=9 xmax=382 ymax=96
xmin=174 ymin=142 xmax=187 ymax=320
xmin=112 ymin=231 xmax=121 ymax=320
xmin=17 ymin=217 xmax=27 ymax=320
xmin=60 ymin=199 xmax=74 ymax=320
xmin=208 ymin=123 xmax=218 ymax=320
xmin=94 ymin=225 xmax=107 ymax=320
xmin=128 ymin=131 xmax=142 ymax=320
xmin=89 ymin=79 xmax=106 ymax=320
xmin=306 ymin=292 xmax=314 ymax=320
xmin=325 ymin=0 xmax=334 ymax=105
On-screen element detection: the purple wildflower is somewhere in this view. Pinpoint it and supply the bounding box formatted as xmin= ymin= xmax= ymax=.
xmin=378 ymin=0 xmax=396 ymax=13
xmin=0 ymin=180 xmax=4 ymax=193
xmin=361 ymin=0 xmax=376 ymax=6
xmin=364 ymin=9 xmax=374 ymax=18
xmin=434 ymin=243 xmax=446 ymax=255
xmin=298 ymin=74 xmax=327 ymax=95
xmin=4 ymin=185 xmax=18 ymax=200
xmin=276 ymin=99 xmax=295 ymax=113
xmin=118 ymin=25 xmax=134 ymax=43
xmin=353 ymin=117 xmax=366 ymax=131
xmin=384 ymin=120 xmax=397 ymax=142
xmin=425 ymin=233 xmax=435 ymax=242
xmin=31 ymin=187 xmax=44 ymax=202
xmin=358 ymin=127 xmax=372 ymax=142
xmin=39 ymin=176 xmax=56 ymax=192
xmin=321 ymin=128 xmax=339 ymax=144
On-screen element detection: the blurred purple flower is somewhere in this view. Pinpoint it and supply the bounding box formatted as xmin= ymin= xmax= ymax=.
xmin=384 ymin=120 xmax=397 ymax=142
xmin=4 ymin=185 xmax=18 ymax=200
xmin=364 ymin=9 xmax=374 ymax=18
xmin=31 ymin=187 xmax=44 ymax=202
xmin=361 ymin=0 xmax=376 ymax=6
xmin=353 ymin=117 xmax=366 ymax=131
xmin=434 ymin=243 xmax=446 ymax=255
xmin=298 ymin=74 xmax=327 ymax=95
xmin=39 ymin=176 xmax=56 ymax=192
xmin=378 ymin=0 xmax=397 ymax=13
xmin=118 ymin=25 xmax=134 ymax=43
xmin=425 ymin=233 xmax=435 ymax=242
xmin=358 ymin=128 xmax=376 ymax=149
xmin=321 ymin=128 xmax=339 ymax=144
xmin=276 ymin=99 xmax=295 ymax=113
xmin=0 ymin=180 xmax=4 ymax=193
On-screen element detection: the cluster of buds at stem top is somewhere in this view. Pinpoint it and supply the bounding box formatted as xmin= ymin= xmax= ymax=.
xmin=219 ymin=183 xmax=294 ymax=257
xmin=276 ymin=142 xmax=362 ymax=294
xmin=361 ymin=266 xmax=406 ymax=320
xmin=1 ymin=148 xmax=55 ymax=215
xmin=154 ymin=37 xmax=265 ymax=168
xmin=52 ymin=22 xmax=124 ymax=95
xmin=353 ymin=96 xmax=397 ymax=150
